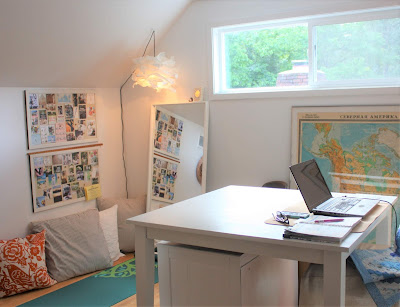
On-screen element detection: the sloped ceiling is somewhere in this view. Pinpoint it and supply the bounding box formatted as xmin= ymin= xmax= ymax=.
xmin=0 ymin=0 xmax=193 ymax=88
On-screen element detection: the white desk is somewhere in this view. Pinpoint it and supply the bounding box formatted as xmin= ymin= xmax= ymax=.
xmin=127 ymin=185 xmax=395 ymax=306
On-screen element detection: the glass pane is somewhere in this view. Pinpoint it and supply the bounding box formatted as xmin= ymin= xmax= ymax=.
xmin=223 ymin=24 xmax=308 ymax=89
xmin=316 ymin=18 xmax=400 ymax=82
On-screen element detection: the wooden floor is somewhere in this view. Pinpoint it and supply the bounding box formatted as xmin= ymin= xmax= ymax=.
xmin=0 ymin=254 xmax=160 ymax=307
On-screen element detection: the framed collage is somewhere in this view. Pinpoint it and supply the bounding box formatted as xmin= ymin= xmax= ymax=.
xmin=25 ymin=89 xmax=98 ymax=150
xmin=151 ymin=154 xmax=179 ymax=203
xmin=29 ymin=145 xmax=101 ymax=212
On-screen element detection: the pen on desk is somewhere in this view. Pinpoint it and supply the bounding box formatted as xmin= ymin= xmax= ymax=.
xmin=315 ymin=218 xmax=344 ymax=223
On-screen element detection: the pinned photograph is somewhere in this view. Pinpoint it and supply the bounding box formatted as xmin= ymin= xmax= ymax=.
xmin=53 ymin=185 xmax=62 ymax=203
xmin=66 ymin=132 xmax=76 ymax=141
xmin=56 ymin=134 xmax=67 ymax=142
xmin=76 ymin=169 xmax=84 ymax=181
xmin=61 ymin=170 xmax=68 ymax=184
xmin=66 ymin=119 xmax=74 ymax=132
xmin=84 ymin=171 xmax=91 ymax=181
xmin=52 ymin=154 xmax=63 ymax=165
xmin=70 ymin=182 xmax=79 ymax=191
xmin=72 ymin=152 xmax=81 ymax=165
xmin=48 ymin=125 xmax=55 ymax=136
xmin=87 ymin=105 xmax=95 ymax=118
xmin=62 ymin=184 xmax=72 ymax=200
xmin=72 ymin=94 xmax=78 ymax=106
xmin=31 ymin=134 xmax=41 ymax=146
xmin=44 ymin=166 xmax=52 ymax=176
xmin=63 ymin=153 xmax=72 ymax=165
xmin=57 ymin=93 xmax=71 ymax=104
xmin=55 ymin=122 xmax=66 ymax=135
xmin=87 ymin=93 xmax=95 ymax=104
xmin=57 ymin=115 xmax=65 ymax=123
xmin=68 ymin=174 xmax=76 ymax=183
xmin=48 ymin=174 xmax=59 ymax=186
xmin=43 ymin=188 xmax=52 ymax=200
xmin=29 ymin=93 xmax=39 ymax=109
xmin=89 ymin=150 xmax=98 ymax=165
xmin=39 ymin=110 xmax=48 ymax=125
xmin=77 ymin=187 xmax=85 ymax=198
xmin=36 ymin=196 xmax=46 ymax=208
xmin=31 ymin=110 xmax=39 ymax=126
xmin=78 ymin=94 xmax=87 ymax=104
xmin=53 ymin=165 xmax=62 ymax=173
xmin=47 ymin=111 xmax=56 ymax=125
xmin=87 ymin=120 xmax=96 ymax=137
xmin=35 ymin=167 xmax=44 ymax=177
xmin=43 ymin=156 xmax=52 ymax=166
xmin=46 ymin=94 xmax=56 ymax=110
xmin=65 ymin=104 xmax=74 ymax=119
xmin=38 ymin=94 xmax=47 ymax=109
xmin=33 ymin=157 xmax=44 ymax=168
xmin=37 ymin=174 xmax=47 ymax=189
xmin=81 ymin=152 xmax=88 ymax=165
xmin=75 ymin=129 xmax=84 ymax=140
xmin=57 ymin=105 xmax=64 ymax=116
xmin=48 ymin=135 xmax=56 ymax=143
xmin=92 ymin=177 xmax=99 ymax=184
xmin=79 ymin=104 xmax=86 ymax=119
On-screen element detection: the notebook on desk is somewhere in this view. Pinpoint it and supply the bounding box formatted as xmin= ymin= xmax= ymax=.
xmin=289 ymin=159 xmax=379 ymax=217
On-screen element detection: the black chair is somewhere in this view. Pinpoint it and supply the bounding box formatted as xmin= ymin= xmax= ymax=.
xmin=262 ymin=181 xmax=288 ymax=189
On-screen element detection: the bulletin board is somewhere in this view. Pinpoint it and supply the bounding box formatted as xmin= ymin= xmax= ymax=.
xmin=153 ymin=108 xmax=184 ymax=159
xmin=25 ymin=89 xmax=98 ymax=150
xmin=29 ymin=145 xmax=101 ymax=212
xmin=151 ymin=154 xmax=179 ymax=203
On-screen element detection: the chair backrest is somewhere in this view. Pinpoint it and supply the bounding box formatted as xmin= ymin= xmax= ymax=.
xmin=262 ymin=181 xmax=288 ymax=189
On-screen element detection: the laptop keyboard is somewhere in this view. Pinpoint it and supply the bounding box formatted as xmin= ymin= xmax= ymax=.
xmin=320 ymin=197 xmax=361 ymax=212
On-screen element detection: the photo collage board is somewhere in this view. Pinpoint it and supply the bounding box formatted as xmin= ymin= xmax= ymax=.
xmin=26 ymin=90 xmax=97 ymax=150
xmin=151 ymin=155 xmax=179 ymax=203
xmin=154 ymin=109 xmax=184 ymax=159
xmin=30 ymin=147 xmax=100 ymax=212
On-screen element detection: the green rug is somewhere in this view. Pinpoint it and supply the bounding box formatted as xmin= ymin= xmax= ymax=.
xmin=19 ymin=258 xmax=158 ymax=307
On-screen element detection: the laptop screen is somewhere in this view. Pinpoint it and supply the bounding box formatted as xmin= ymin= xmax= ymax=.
xmin=289 ymin=159 xmax=332 ymax=211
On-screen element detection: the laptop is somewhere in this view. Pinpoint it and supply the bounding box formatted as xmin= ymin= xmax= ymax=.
xmin=289 ymin=159 xmax=379 ymax=217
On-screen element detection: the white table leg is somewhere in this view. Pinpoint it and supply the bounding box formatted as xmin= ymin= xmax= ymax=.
xmin=135 ymin=225 xmax=155 ymax=306
xmin=323 ymin=251 xmax=347 ymax=306
xmin=375 ymin=207 xmax=391 ymax=246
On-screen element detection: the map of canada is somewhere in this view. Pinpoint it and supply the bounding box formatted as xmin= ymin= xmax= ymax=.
xmin=300 ymin=122 xmax=400 ymax=196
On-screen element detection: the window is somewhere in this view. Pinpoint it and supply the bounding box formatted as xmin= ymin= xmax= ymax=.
xmin=212 ymin=7 xmax=400 ymax=95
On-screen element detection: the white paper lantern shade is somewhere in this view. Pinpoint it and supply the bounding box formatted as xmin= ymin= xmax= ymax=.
xmin=131 ymin=52 xmax=178 ymax=92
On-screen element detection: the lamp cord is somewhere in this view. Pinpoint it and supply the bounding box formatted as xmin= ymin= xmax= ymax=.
xmin=119 ymin=30 xmax=156 ymax=198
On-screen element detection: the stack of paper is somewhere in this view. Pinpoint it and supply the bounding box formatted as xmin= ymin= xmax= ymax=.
xmin=283 ymin=215 xmax=362 ymax=243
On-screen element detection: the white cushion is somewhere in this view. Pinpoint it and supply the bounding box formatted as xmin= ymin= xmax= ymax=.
xmin=99 ymin=205 xmax=124 ymax=261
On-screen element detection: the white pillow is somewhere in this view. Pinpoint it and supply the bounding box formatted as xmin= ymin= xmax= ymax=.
xmin=99 ymin=205 xmax=124 ymax=261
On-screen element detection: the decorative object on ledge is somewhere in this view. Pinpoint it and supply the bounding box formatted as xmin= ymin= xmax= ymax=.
xmin=28 ymin=144 xmax=102 ymax=212
xmin=25 ymin=89 xmax=98 ymax=150
xmin=193 ymin=87 xmax=204 ymax=102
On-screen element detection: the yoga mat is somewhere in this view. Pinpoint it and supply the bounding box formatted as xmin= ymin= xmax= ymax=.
xmin=19 ymin=258 xmax=158 ymax=307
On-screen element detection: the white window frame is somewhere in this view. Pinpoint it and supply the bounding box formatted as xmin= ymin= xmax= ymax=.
xmin=211 ymin=6 xmax=400 ymax=97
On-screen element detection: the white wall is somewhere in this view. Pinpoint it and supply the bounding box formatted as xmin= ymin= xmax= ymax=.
xmin=0 ymin=87 xmax=126 ymax=240
xmin=121 ymin=0 xmax=399 ymax=197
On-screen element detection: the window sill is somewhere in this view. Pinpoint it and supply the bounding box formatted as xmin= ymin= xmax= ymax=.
xmin=210 ymin=85 xmax=400 ymax=101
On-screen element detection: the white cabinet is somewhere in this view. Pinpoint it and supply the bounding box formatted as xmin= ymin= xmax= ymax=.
xmin=157 ymin=242 xmax=298 ymax=306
